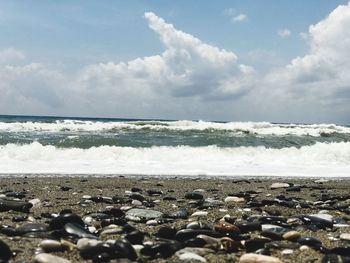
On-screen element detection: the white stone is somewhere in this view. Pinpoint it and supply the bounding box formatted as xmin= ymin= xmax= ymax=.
xmin=176 ymin=247 xmax=215 ymax=257
xmin=83 ymin=216 xmax=93 ymax=225
xmin=34 ymin=253 xmax=71 ymax=263
xmin=300 ymin=245 xmax=310 ymax=251
xmin=314 ymin=179 xmax=329 ymax=183
xmin=190 ymin=211 xmax=208 ymax=217
xmin=281 ymin=249 xmax=294 ymax=255
xmin=270 ymin=183 xmax=290 ymax=189
xmin=178 ymin=252 xmax=207 ymax=262
xmin=225 ymin=196 xmax=245 ymax=203
xmin=76 ymin=238 xmax=102 ymax=251
xmin=239 ymin=253 xmax=282 ymax=263
xmin=310 ymin=213 xmax=333 ymax=222
xmin=40 ymin=240 xmax=63 ymax=252
xmin=146 ymin=220 xmax=158 ymax=226
xmin=340 ymin=233 xmax=350 ymax=241
xmin=29 ymin=198 xmax=41 ymax=208
xmin=132 ymin=200 xmax=142 ymax=206
xmin=82 ymin=195 xmax=91 ymax=199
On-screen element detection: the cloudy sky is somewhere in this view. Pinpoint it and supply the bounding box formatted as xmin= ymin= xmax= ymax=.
xmin=1 ymin=0 xmax=350 ymax=124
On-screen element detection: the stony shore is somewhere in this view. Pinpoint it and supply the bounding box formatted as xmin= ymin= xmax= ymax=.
xmin=0 ymin=175 xmax=350 ymax=262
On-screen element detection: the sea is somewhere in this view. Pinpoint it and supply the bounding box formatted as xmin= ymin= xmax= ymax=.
xmin=0 ymin=115 xmax=349 ymax=177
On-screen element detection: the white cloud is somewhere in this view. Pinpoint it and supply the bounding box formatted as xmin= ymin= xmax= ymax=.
xmin=78 ymin=12 xmax=254 ymax=101
xmin=0 ymin=48 xmax=25 ymax=64
xmin=232 ymin=14 xmax=248 ymax=23
xmin=262 ymin=1 xmax=350 ymax=123
xmin=278 ymin=28 xmax=291 ymax=38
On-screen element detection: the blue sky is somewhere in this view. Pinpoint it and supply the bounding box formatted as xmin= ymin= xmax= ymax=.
xmin=0 ymin=0 xmax=350 ymax=123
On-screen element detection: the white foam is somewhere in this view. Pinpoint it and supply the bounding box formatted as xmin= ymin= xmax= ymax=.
xmin=0 ymin=142 xmax=349 ymax=176
xmin=0 ymin=120 xmax=349 ymax=136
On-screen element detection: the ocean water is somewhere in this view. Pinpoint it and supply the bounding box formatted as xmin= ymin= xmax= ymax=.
xmin=0 ymin=115 xmax=350 ymax=177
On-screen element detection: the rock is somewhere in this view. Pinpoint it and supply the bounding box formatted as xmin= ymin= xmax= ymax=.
xmin=0 ymin=199 xmax=32 ymax=212
xmin=34 ymin=253 xmax=71 ymax=263
xmin=178 ymin=252 xmax=207 ymax=262
xmin=286 ymin=186 xmax=301 ymax=192
xmin=125 ymin=208 xmax=163 ymax=220
xmin=299 ymin=215 xmax=333 ymax=229
xmin=0 ymin=239 xmax=12 ymax=261
xmin=270 ymin=183 xmax=290 ymax=189
xmin=236 ymin=222 xmax=262 ymax=233
xmin=40 ymin=239 xmax=64 ymax=252
xmin=156 ymin=226 xmax=177 ymax=239
xmin=340 ymin=233 xmax=350 ymax=241
xmin=175 ymin=229 xmax=221 ymax=242
xmin=125 ymin=230 xmax=144 ymax=244
xmin=185 ymin=192 xmax=204 ymax=200
xmin=283 ymin=231 xmax=301 ymax=241
xmin=50 ymin=213 xmax=85 ymax=230
xmin=244 ymin=238 xmax=271 ymax=252
xmin=63 ymin=223 xmax=97 ymax=239
xmin=239 ymin=253 xmax=283 ymax=263
xmin=225 ymin=196 xmax=245 ymax=203
xmin=168 ymin=208 xmax=189 ymax=219
xmin=16 ymin=223 xmax=50 ymax=238
xmin=114 ymin=239 xmax=138 ymax=261
xmin=190 ymin=211 xmax=208 ymax=218
xmin=214 ymin=221 xmax=241 ymax=234
xmin=281 ymin=249 xmax=294 ymax=255
xmin=297 ymin=236 xmax=322 ymax=249
xmin=321 ymin=254 xmax=350 ymax=263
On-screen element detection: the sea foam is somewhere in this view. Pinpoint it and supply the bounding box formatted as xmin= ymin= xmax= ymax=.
xmin=1 ymin=141 xmax=349 ymax=176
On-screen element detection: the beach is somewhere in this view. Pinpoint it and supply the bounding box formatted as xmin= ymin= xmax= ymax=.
xmin=1 ymin=175 xmax=350 ymax=262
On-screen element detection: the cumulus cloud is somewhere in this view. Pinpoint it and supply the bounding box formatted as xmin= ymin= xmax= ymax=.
xmin=232 ymin=14 xmax=248 ymax=23
xmin=277 ymin=28 xmax=291 ymax=38
xmin=78 ymin=12 xmax=254 ymax=101
xmin=262 ymin=1 xmax=350 ymax=123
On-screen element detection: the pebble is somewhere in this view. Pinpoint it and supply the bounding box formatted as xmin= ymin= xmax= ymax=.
xmin=125 ymin=208 xmax=163 ymax=220
xmin=239 ymin=253 xmax=283 ymax=263
xmin=225 ymin=196 xmax=245 ymax=203
xmin=0 ymin=239 xmax=12 ymax=261
xmin=34 ymin=253 xmax=71 ymax=263
xmin=40 ymin=239 xmax=64 ymax=252
xmin=270 ymin=183 xmax=290 ymax=189
xmin=283 ymin=230 xmax=301 ymax=241
xmin=185 ymin=192 xmax=204 ymax=200
xmin=178 ymin=252 xmax=207 ymax=262
xmin=340 ymin=233 xmax=350 ymax=241
xmin=190 ymin=211 xmax=208 ymax=218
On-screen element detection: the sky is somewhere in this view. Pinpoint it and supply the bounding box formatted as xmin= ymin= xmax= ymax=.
xmin=0 ymin=0 xmax=350 ymax=124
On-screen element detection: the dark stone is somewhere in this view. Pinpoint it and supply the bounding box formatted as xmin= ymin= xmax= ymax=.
xmin=298 ymin=236 xmax=322 ymax=249
xmin=80 ymin=242 xmax=115 ymax=259
xmin=299 ymin=215 xmax=333 ymax=229
xmin=183 ymin=237 xmax=207 ymax=247
xmin=236 ymin=222 xmax=262 ymax=233
xmin=60 ymin=186 xmax=72 ymax=191
xmin=92 ymin=252 xmax=112 ymax=263
xmin=114 ymin=239 xmax=138 ymax=261
xmin=156 ymin=226 xmax=177 ymax=239
xmin=129 ymin=193 xmax=145 ymax=202
xmin=131 ymin=187 xmax=142 ymax=192
xmin=244 ymin=238 xmax=271 ymax=252
xmin=141 ymin=241 xmax=181 ymax=258
xmin=0 ymin=199 xmax=32 ymax=213
xmin=147 ymin=189 xmax=163 ymax=196
xmin=12 ymin=215 xmax=28 ymax=222
xmin=184 ymin=192 xmax=203 ymax=200
xmin=16 ymin=223 xmax=50 ymax=237
xmin=260 ymin=230 xmax=283 ymax=240
xmin=163 ymin=196 xmax=177 ymax=201
xmin=50 ymin=213 xmax=85 ymax=230
xmin=125 ymin=230 xmax=144 ymax=244
xmin=5 ymin=192 xmax=26 ymax=199
xmin=329 ymin=247 xmax=350 ymax=256
xmin=167 ymin=208 xmax=189 ymax=219
xmin=104 ymin=208 xmax=125 ymax=218
xmin=286 ymin=186 xmax=301 ymax=192
xmin=63 ymin=223 xmax=98 ymax=239
xmin=175 ymin=229 xmax=221 ymax=242
xmin=0 ymin=239 xmax=12 ymax=261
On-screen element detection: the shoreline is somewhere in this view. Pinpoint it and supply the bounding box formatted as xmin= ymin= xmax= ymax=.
xmin=0 ymin=176 xmax=349 ymax=262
